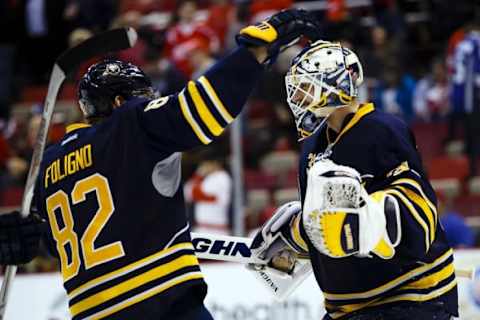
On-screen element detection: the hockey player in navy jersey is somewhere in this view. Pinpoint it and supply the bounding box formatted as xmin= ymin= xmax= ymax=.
xmin=249 ymin=41 xmax=458 ymax=319
xmin=0 ymin=9 xmax=320 ymax=320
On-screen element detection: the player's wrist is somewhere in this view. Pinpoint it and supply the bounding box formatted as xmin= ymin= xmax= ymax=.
xmin=247 ymin=47 xmax=269 ymax=64
xmin=236 ymin=9 xmax=320 ymax=65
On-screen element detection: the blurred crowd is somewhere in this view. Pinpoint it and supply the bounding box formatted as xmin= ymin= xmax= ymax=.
xmin=1 ymin=0 xmax=480 ymax=273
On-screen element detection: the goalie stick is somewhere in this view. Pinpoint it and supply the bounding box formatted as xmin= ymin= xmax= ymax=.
xmin=192 ymin=232 xmax=312 ymax=301
xmin=191 ymin=232 xmax=476 ymax=300
xmin=0 ymin=27 xmax=138 ymax=320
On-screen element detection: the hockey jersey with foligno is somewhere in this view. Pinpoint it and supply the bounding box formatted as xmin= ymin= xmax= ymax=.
xmin=34 ymin=47 xmax=263 ymax=319
xmin=293 ymin=103 xmax=458 ymax=319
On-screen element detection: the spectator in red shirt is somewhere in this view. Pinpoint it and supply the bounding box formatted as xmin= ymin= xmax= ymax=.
xmin=250 ymin=0 xmax=292 ymax=23
xmin=163 ymin=0 xmax=220 ymax=77
xmin=205 ymin=0 xmax=235 ymax=47
xmin=185 ymin=159 xmax=232 ymax=235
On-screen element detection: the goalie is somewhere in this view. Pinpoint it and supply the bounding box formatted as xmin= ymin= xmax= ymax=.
xmin=250 ymin=41 xmax=458 ymax=320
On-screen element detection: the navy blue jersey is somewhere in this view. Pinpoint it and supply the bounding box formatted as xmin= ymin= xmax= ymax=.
xmin=34 ymin=47 xmax=263 ymax=319
xmin=295 ymin=104 xmax=458 ymax=319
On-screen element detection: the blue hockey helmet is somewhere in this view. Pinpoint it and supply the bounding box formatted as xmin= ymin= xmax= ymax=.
xmin=78 ymin=59 xmax=155 ymax=119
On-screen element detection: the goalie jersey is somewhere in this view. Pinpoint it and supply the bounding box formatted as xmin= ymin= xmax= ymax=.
xmin=296 ymin=103 xmax=458 ymax=319
xmin=34 ymin=47 xmax=263 ymax=319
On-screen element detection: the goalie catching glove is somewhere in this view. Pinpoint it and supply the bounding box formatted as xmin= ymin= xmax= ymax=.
xmin=236 ymin=9 xmax=321 ymax=65
xmin=303 ymin=159 xmax=401 ymax=259
xmin=249 ymin=201 xmax=308 ymax=274
xmin=0 ymin=211 xmax=47 ymax=265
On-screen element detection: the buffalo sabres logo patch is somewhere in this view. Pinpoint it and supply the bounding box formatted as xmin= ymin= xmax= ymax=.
xmin=103 ymin=63 xmax=121 ymax=75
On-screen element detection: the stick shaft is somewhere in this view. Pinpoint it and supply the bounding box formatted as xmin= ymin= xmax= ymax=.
xmin=21 ymin=65 xmax=65 ymax=217
xmin=0 ymin=65 xmax=64 ymax=319
xmin=0 ymin=266 xmax=17 ymax=320
xmin=192 ymin=233 xmax=476 ymax=279
xmin=192 ymin=232 xmax=253 ymax=264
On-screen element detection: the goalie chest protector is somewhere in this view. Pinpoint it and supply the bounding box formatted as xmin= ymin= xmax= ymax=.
xmin=297 ymin=103 xmax=458 ymax=319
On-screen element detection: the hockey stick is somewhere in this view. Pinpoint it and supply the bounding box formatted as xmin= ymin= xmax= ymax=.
xmin=0 ymin=27 xmax=138 ymax=320
xmin=191 ymin=232 xmax=476 ymax=300
xmin=192 ymin=232 xmax=313 ymax=300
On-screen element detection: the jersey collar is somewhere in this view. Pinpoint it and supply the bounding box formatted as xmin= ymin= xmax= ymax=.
xmin=66 ymin=123 xmax=91 ymax=134
xmin=328 ymin=103 xmax=375 ymax=145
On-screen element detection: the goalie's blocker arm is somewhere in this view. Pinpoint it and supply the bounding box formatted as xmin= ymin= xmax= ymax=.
xmin=249 ymin=201 xmax=309 ymax=274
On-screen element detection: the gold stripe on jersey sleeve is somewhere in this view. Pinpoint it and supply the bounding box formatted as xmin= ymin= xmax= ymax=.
xmin=187 ymin=81 xmax=224 ymax=136
xmin=385 ymin=189 xmax=430 ymax=250
xmin=178 ymin=90 xmax=212 ymax=144
xmin=68 ymin=242 xmax=194 ymax=299
xmin=90 ymin=271 xmax=204 ymax=320
xmin=198 ymin=76 xmax=234 ymax=124
xmin=323 ymin=249 xmax=453 ymax=301
xmin=327 ymin=262 xmax=456 ymax=319
xmin=329 ymin=279 xmax=457 ymax=319
xmin=291 ymin=214 xmax=309 ymax=252
xmin=70 ymin=254 xmax=200 ymax=317
xmin=392 ymin=178 xmax=438 ymax=225
xmin=394 ymin=185 xmax=436 ymax=243
xmin=401 ymin=262 xmax=455 ymax=290
xmin=371 ymin=278 xmax=457 ymax=306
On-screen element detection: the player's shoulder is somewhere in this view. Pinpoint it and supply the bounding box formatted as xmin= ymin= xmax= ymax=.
xmin=42 ymin=124 xmax=95 ymax=162
xmin=115 ymin=96 xmax=173 ymax=116
xmin=360 ymin=104 xmax=410 ymax=138
xmin=115 ymin=96 xmax=151 ymax=113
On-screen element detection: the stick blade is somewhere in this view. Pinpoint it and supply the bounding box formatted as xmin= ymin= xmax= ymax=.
xmin=56 ymin=27 xmax=138 ymax=75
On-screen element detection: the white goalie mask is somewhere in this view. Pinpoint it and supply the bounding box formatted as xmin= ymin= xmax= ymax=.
xmin=285 ymin=41 xmax=364 ymax=140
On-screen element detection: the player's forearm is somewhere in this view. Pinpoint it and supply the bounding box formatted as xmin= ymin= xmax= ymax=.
xmin=149 ymin=46 xmax=265 ymax=151
xmin=200 ymin=46 xmax=264 ymax=118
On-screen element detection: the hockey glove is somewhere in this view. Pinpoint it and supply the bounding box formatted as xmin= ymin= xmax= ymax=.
xmin=0 ymin=211 xmax=47 ymax=265
xmin=236 ymin=9 xmax=321 ymax=65
xmin=249 ymin=201 xmax=308 ymax=274
xmin=302 ymin=159 xmax=401 ymax=259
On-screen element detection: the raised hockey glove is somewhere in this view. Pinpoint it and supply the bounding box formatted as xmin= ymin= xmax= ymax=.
xmin=302 ymin=159 xmax=401 ymax=259
xmin=0 ymin=211 xmax=47 ymax=265
xmin=249 ymin=201 xmax=308 ymax=274
xmin=236 ymin=9 xmax=321 ymax=65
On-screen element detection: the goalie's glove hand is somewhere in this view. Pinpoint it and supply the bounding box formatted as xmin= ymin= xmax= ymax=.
xmin=302 ymin=159 xmax=401 ymax=259
xmin=0 ymin=211 xmax=48 ymax=265
xmin=304 ymin=190 xmax=401 ymax=259
xmin=248 ymin=201 xmax=304 ymax=274
xmin=236 ymin=9 xmax=321 ymax=65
